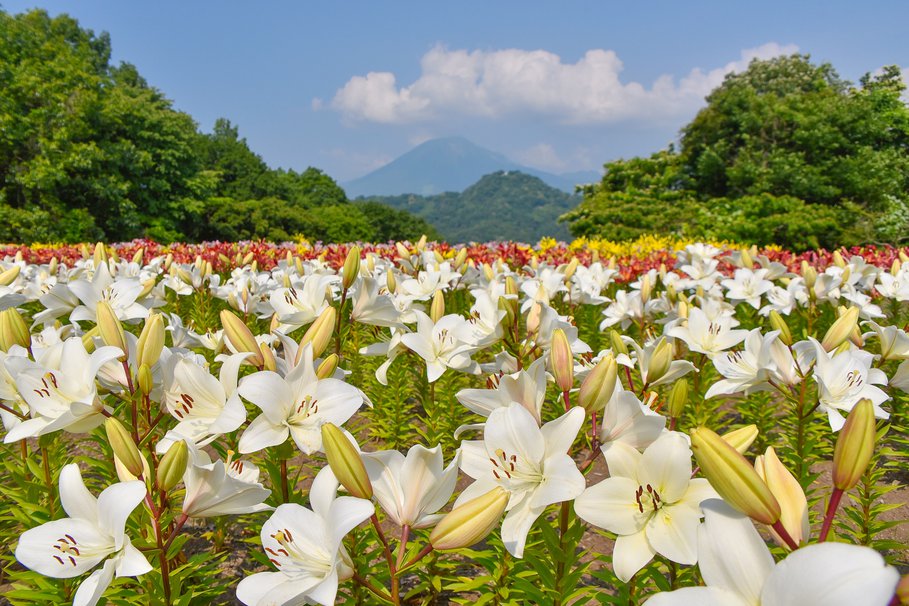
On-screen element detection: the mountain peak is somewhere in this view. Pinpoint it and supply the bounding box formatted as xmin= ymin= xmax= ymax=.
xmin=344 ymin=138 xmax=599 ymax=197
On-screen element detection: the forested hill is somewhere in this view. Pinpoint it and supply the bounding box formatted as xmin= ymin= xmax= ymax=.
xmin=0 ymin=9 xmax=435 ymax=244
xmin=362 ymin=171 xmax=580 ymax=243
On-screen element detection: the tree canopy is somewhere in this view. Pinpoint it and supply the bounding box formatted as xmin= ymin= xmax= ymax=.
xmin=0 ymin=9 xmax=431 ymax=244
xmin=562 ymin=55 xmax=909 ymax=250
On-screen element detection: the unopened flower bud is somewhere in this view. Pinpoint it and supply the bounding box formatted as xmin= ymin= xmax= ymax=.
xmin=137 ymin=364 xmax=154 ymax=395
xmin=417 ymin=235 xmax=427 ymax=251
xmin=896 ymin=574 xmax=909 ymax=605
xmin=482 ymin=263 xmax=495 ymax=282
xmin=136 ymin=313 xmax=165 ymax=368
xmin=564 ymin=257 xmax=579 ymax=282
xmin=755 ymin=446 xmax=807 ymax=549
xmin=93 ymin=242 xmax=108 ymax=268
xmin=385 ymin=269 xmax=397 ymax=294
xmin=260 ymin=342 xmax=277 ymax=372
xmin=157 ymin=441 xmax=189 ymax=491
xmin=647 ymin=339 xmax=673 ymax=385
xmin=298 ymin=306 xmax=336 ymax=360
xmin=0 ymin=265 xmax=20 ymax=286
xmin=722 ymin=424 xmax=759 ymax=455
xmin=342 ymin=246 xmax=361 ymax=291
xmin=690 ymin=426 xmax=781 ymax=526
xmin=429 ymin=487 xmax=509 ymax=550
xmin=526 ymin=302 xmax=542 ymax=337
xmin=833 ymin=399 xmax=876 ymax=491
xmin=430 ymin=290 xmax=445 ymax=323
xmin=740 ymin=248 xmax=754 ymax=269
xmin=321 ymin=423 xmax=372 ymax=499
xmin=640 ymin=275 xmax=652 ymax=303
xmin=316 ymin=353 xmax=339 ymax=379
xmin=821 ymin=306 xmax=860 ymax=352
xmin=220 ymin=310 xmax=265 ymax=367
xmin=395 ymin=241 xmax=410 ymax=259
xmin=453 ymin=248 xmax=468 ymax=270
xmin=96 ymin=301 xmax=128 ymax=360
xmin=0 ymin=308 xmax=31 ymax=351
xmin=609 ymin=330 xmax=628 ymax=356
xmin=768 ymin=311 xmax=792 ymax=346
xmin=81 ymin=326 xmax=99 ymax=352
xmin=579 ymin=354 xmax=617 ymax=414
xmin=802 ymin=262 xmax=817 ymax=289
xmin=832 ymin=250 xmax=846 ymax=268
xmin=132 ymin=248 xmax=144 ymax=265
xmin=549 ymin=328 xmax=574 ymax=392
xmin=105 ymin=418 xmax=143 ymax=479
xmin=668 ymin=379 xmax=688 ymax=420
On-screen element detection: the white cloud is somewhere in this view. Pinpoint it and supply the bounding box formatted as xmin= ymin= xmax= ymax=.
xmin=328 ymin=42 xmax=798 ymax=125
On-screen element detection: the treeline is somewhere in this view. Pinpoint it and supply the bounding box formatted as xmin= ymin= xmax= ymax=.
xmin=0 ymin=9 xmax=436 ymax=244
xmin=561 ymin=56 xmax=909 ymax=250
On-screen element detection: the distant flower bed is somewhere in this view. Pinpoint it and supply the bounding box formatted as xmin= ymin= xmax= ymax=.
xmin=0 ymin=238 xmax=905 ymax=605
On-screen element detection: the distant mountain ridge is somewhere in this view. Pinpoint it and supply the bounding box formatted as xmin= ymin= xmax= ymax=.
xmin=364 ymin=170 xmax=580 ymax=243
xmin=344 ymin=137 xmax=600 ymax=197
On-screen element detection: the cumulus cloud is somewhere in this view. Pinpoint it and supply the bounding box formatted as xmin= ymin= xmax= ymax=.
xmin=328 ymin=42 xmax=798 ymax=125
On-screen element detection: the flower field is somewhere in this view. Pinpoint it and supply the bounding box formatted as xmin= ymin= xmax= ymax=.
xmin=0 ymin=236 xmax=907 ymax=605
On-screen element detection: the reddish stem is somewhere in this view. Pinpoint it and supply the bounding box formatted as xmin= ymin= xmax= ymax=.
xmin=771 ymin=519 xmax=800 ymax=551
xmin=819 ymin=488 xmax=844 ymax=542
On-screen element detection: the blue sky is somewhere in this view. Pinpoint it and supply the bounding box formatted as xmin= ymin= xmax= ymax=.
xmin=3 ymin=1 xmax=908 ymax=181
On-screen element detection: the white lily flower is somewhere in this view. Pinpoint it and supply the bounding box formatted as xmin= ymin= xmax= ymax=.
xmin=644 ymin=499 xmax=899 ymax=606
xmin=626 ymin=336 xmax=696 ymax=388
xmin=180 ymin=439 xmax=272 ymax=517
xmin=862 ymin=320 xmax=909 ymax=361
xmin=810 ymin=339 xmax=889 ymax=430
xmin=269 ymin=274 xmax=335 ymax=333
xmin=4 ymin=338 xmax=123 ymax=442
xmin=15 ymin=464 xmax=151 ymax=606
xmin=574 ymin=432 xmax=716 ymax=582
xmin=600 ymin=290 xmax=645 ymax=330
xmin=401 ymin=310 xmax=479 ymax=383
xmin=236 ymin=468 xmax=374 ymax=606
xmin=458 ymin=403 xmax=586 ymax=557
xmin=237 ymin=350 xmax=365 ymax=454
xmin=668 ymin=307 xmax=748 ymax=357
xmin=599 ymin=389 xmax=666 ymax=450
xmin=362 ymin=444 xmax=459 ymax=529
xmin=456 ymin=357 xmax=548 ymax=424
xmin=722 ymin=268 xmax=774 ymax=309
xmin=705 ymin=329 xmax=780 ymax=399
xmin=157 ymin=352 xmax=251 ymax=450
xmin=69 ymin=263 xmax=150 ymax=324
xmin=349 ymin=276 xmax=404 ymax=328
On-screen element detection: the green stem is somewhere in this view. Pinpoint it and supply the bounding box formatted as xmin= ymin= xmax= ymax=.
xmin=41 ymin=446 xmax=56 ymax=517
xmin=280 ymin=458 xmax=290 ymax=503
xmin=554 ymin=501 xmax=571 ymax=606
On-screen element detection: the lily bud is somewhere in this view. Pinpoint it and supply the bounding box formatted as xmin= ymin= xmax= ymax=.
xmin=96 ymin=301 xmax=128 ymax=361
xmin=386 ymin=269 xmax=397 ymax=294
xmin=482 ymin=263 xmax=495 ymax=282
xmin=136 ymin=313 xmax=165 ymax=368
xmin=609 ymin=330 xmax=628 ymax=356
xmin=260 ymin=342 xmax=277 ymax=372
xmin=417 ymin=234 xmax=427 ymax=251
xmin=647 ymin=339 xmax=673 ymax=385
xmin=526 ymin=302 xmax=542 ymax=337
xmin=668 ymin=379 xmax=688 ymax=420
xmin=430 ymin=290 xmax=445 ymax=323
xmin=453 ymin=248 xmax=468 ymax=270
xmin=579 ymin=354 xmax=617 ymax=414
xmin=93 ymin=242 xmax=108 ymax=268
xmin=690 ymin=426 xmax=781 ymax=526
xmin=740 ymin=248 xmax=754 ymax=269
xmin=429 ymin=487 xmax=509 ymax=550
xmin=549 ymin=328 xmax=574 ymax=392
xmin=242 ymin=251 xmax=255 ymax=266
xmin=821 ymin=306 xmax=860 ymax=352
xmin=316 ymin=353 xmax=339 ymax=379
xmin=220 ymin=310 xmax=265 ymax=367
xmin=832 ymin=250 xmax=846 ymax=268
xmin=802 ymin=261 xmax=817 ymax=289
xmin=81 ymin=326 xmax=99 ymax=352
xmin=755 ymin=446 xmax=808 ymax=548
xmin=722 ymin=424 xmax=759 ymax=455
xmin=105 ymin=418 xmax=143 ymax=479
xmin=768 ymin=310 xmax=792 ymax=346
xmin=640 ymin=275 xmax=652 ymax=303
xmin=137 ymin=364 xmax=154 ymax=395
xmin=157 ymin=441 xmax=189 ymax=491
xmin=298 ymin=306 xmax=336 ymax=360
xmin=342 ymin=246 xmax=361 ymax=291
xmin=677 ymin=298 xmax=689 ymax=319
xmin=0 ymin=265 xmax=20 ymax=286
xmin=564 ymin=257 xmax=579 ymax=282
xmin=132 ymin=248 xmax=144 ymax=265
xmin=896 ymin=574 xmax=909 ymax=605
xmin=395 ymin=241 xmax=410 ymax=259
xmin=833 ymin=399 xmax=876 ymax=491
xmin=321 ymin=423 xmax=372 ymax=499
xmin=0 ymin=308 xmax=31 ymax=351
